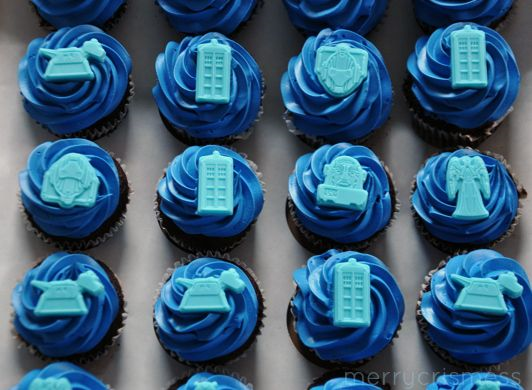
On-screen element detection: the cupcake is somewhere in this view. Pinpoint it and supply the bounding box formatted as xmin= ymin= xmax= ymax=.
xmin=418 ymin=250 xmax=532 ymax=368
xmin=168 ymin=371 xmax=250 ymax=390
xmin=155 ymin=145 xmax=264 ymax=253
xmin=404 ymin=23 xmax=520 ymax=148
xmin=10 ymin=362 xmax=109 ymax=390
xmin=153 ymin=33 xmax=263 ymax=145
xmin=19 ymin=25 xmax=133 ymax=140
xmin=288 ymin=250 xmax=405 ymax=367
xmin=427 ymin=373 xmax=523 ymax=390
xmin=287 ymin=143 xmax=397 ymax=253
xmin=411 ymin=149 xmax=526 ymax=254
xmin=12 ymin=252 xmax=126 ymax=362
xmin=154 ymin=257 xmax=264 ymax=365
xmin=155 ymin=0 xmax=260 ymax=35
xmin=19 ymin=139 xmax=130 ymax=250
xmin=281 ymin=28 xmax=392 ymax=146
xmin=283 ymin=0 xmax=389 ymax=36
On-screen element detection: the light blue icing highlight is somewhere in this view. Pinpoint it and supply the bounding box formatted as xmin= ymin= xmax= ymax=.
xmin=412 ymin=149 xmax=518 ymax=245
xmin=154 ymin=258 xmax=259 ymax=362
xmin=407 ymin=23 xmax=520 ymax=129
xmin=292 ymin=250 xmax=404 ymax=363
xmin=157 ymin=145 xmax=263 ymax=238
xmin=450 ymin=25 xmax=488 ymax=89
xmin=19 ymin=139 xmax=122 ymax=240
xmin=281 ymin=29 xmax=392 ymax=142
xmin=12 ymin=253 xmax=120 ymax=358
xmin=19 ymin=25 xmax=132 ymax=135
xmin=427 ymin=373 xmax=523 ymax=390
xmin=197 ymin=151 xmax=234 ymax=216
xmin=420 ymin=250 xmax=532 ymax=365
xmin=177 ymin=372 xmax=248 ymax=390
xmin=29 ymin=377 xmax=71 ymax=390
xmin=153 ymin=33 xmax=263 ymax=140
xmin=289 ymin=143 xmax=392 ymax=243
xmin=196 ymin=40 xmax=232 ymax=104
xmin=310 ymin=378 xmax=381 ymax=390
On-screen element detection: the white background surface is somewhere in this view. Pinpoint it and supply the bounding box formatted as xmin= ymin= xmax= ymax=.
xmin=0 ymin=0 xmax=530 ymax=389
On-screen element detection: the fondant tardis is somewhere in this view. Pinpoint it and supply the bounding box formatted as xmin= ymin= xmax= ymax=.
xmin=450 ymin=25 xmax=488 ymax=90
xmin=196 ymin=39 xmax=232 ymax=104
xmin=29 ymin=377 xmax=72 ymax=390
xmin=197 ymin=151 xmax=234 ymax=216
xmin=194 ymin=382 xmax=218 ymax=390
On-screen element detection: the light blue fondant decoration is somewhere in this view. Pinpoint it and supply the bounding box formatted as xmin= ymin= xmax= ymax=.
xmin=194 ymin=381 xmax=218 ymax=390
xmin=41 ymin=153 xmax=99 ymax=209
xmin=39 ymin=38 xmax=106 ymax=82
xmin=333 ymin=258 xmax=371 ymax=328
xmin=451 ymin=272 xmax=523 ymax=316
xmin=176 ymin=268 xmax=245 ymax=313
xmin=450 ymin=25 xmax=488 ymax=89
xmin=317 ymin=156 xmax=368 ymax=210
xmin=475 ymin=380 xmax=501 ymax=390
xmin=196 ymin=39 xmax=232 ymax=104
xmin=315 ymin=43 xmax=368 ymax=97
xmin=197 ymin=151 xmax=234 ymax=216
xmin=446 ymin=156 xmax=490 ymax=221
xmin=31 ymin=270 xmax=105 ymax=317
xmin=29 ymin=377 xmax=72 ymax=390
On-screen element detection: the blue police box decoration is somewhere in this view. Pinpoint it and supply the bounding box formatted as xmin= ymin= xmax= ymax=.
xmin=194 ymin=381 xmax=219 ymax=390
xmin=197 ymin=151 xmax=234 ymax=216
xmin=196 ymin=39 xmax=232 ymax=104
xmin=29 ymin=377 xmax=72 ymax=390
xmin=475 ymin=381 xmax=501 ymax=390
xmin=450 ymin=25 xmax=488 ymax=89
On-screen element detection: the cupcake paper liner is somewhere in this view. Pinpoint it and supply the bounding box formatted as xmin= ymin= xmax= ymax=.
xmin=308 ymin=370 xmax=392 ymax=389
xmin=410 ymin=148 xmax=527 ymax=255
xmin=165 ymin=367 xmax=253 ymax=390
xmin=153 ymin=253 xmax=266 ymax=367
xmin=20 ymin=157 xmax=132 ymax=251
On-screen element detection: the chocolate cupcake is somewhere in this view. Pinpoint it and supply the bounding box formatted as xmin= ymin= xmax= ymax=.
xmin=417 ymin=250 xmax=532 ymax=369
xmin=427 ymin=373 xmax=523 ymax=389
xmin=12 ymin=252 xmax=126 ymax=363
xmin=19 ymin=139 xmax=130 ymax=250
xmin=288 ymin=250 xmax=405 ymax=368
xmin=18 ymin=25 xmax=133 ymax=140
xmin=167 ymin=371 xmax=250 ymax=390
xmin=287 ymin=143 xmax=397 ymax=253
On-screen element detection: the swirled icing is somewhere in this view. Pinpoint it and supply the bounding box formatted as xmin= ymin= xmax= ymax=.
xmin=427 ymin=372 xmax=523 ymax=389
xmin=311 ymin=378 xmax=381 ymax=390
xmin=177 ymin=372 xmax=249 ymax=389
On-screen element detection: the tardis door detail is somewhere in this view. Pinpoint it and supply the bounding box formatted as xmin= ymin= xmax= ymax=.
xmin=197 ymin=151 xmax=234 ymax=216
xmin=196 ymin=39 xmax=232 ymax=104
xmin=450 ymin=25 xmax=488 ymax=89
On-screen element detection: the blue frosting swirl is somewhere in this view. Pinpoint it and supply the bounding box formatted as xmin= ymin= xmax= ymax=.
xmin=292 ymin=250 xmax=405 ymax=363
xmin=155 ymin=0 xmax=257 ymax=35
xmin=427 ymin=373 xmax=523 ymax=390
xmin=281 ymin=29 xmax=392 ymax=143
xmin=406 ymin=23 xmax=520 ymax=129
xmin=157 ymin=145 xmax=263 ymax=238
xmin=12 ymin=252 xmax=120 ymax=358
xmin=288 ymin=143 xmax=393 ymax=243
xmin=19 ymin=139 xmax=122 ymax=239
xmin=153 ymin=33 xmax=263 ymax=140
xmin=283 ymin=0 xmax=388 ymax=36
xmin=31 ymin=0 xmax=125 ymax=28
xmin=11 ymin=362 xmax=107 ymax=390
xmin=19 ymin=25 xmax=132 ymax=135
xmin=311 ymin=378 xmax=381 ymax=390
xmin=420 ymin=250 xmax=532 ymax=365
xmin=414 ymin=0 xmax=514 ymax=30
xmin=177 ymin=372 xmax=248 ymax=389
xmin=154 ymin=258 xmax=260 ymax=362
xmin=412 ymin=149 xmax=519 ymax=245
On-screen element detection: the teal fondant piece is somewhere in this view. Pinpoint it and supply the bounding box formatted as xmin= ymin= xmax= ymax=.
xmin=475 ymin=380 xmax=501 ymax=390
xmin=315 ymin=43 xmax=368 ymax=98
xmin=29 ymin=377 xmax=72 ymax=390
xmin=451 ymin=272 xmax=523 ymax=316
xmin=446 ymin=156 xmax=490 ymax=221
xmin=195 ymin=39 xmax=232 ymax=104
xmin=41 ymin=153 xmax=99 ymax=209
xmin=317 ymin=156 xmax=368 ymax=210
xmin=39 ymin=38 xmax=106 ymax=82
xmin=31 ymin=270 xmax=105 ymax=317
xmin=333 ymin=258 xmax=371 ymax=328
xmin=176 ymin=268 xmax=245 ymax=313
xmin=197 ymin=151 xmax=234 ymax=216
xmin=194 ymin=381 xmax=218 ymax=390
xmin=450 ymin=25 xmax=488 ymax=89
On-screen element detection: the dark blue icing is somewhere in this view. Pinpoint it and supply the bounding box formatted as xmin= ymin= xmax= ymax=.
xmin=283 ymin=0 xmax=388 ymax=36
xmin=407 ymin=23 xmax=519 ymax=129
xmin=177 ymin=372 xmax=248 ymax=389
xmin=19 ymin=139 xmax=122 ymax=239
xmin=31 ymin=0 xmax=125 ymax=28
xmin=292 ymin=250 xmax=405 ymax=363
xmin=12 ymin=253 xmax=120 ymax=358
xmin=19 ymin=25 xmax=132 ymax=135
xmin=412 ymin=149 xmax=519 ymax=245
xmin=281 ymin=29 xmax=392 ymax=143
xmin=11 ymin=362 xmax=107 ymax=390
xmin=155 ymin=0 xmax=257 ymax=35
xmin=420 ymin=250 xmax=532 ymax=365
xmin=427 ymin=373 xmax=523 ymax=390
xmin=154 ymin=258 xmax=259 ymax=362
xmin=157 ymin=145 xmax=263 ymax=238
xmin=311 ymin=378 xmax=380 ymax=390
xmin=289 ymin=143 xmax=392 ymax=243
xmin=415 ymin=0 xmax=514 ymax=30
xmin=153 ymin=33 xmax=262 ymax=140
